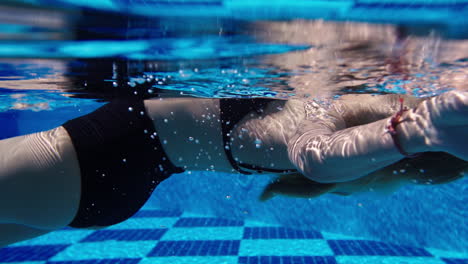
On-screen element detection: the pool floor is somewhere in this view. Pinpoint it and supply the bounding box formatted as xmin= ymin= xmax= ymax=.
xmin=0 ymin=208 xmax=466 ymax=264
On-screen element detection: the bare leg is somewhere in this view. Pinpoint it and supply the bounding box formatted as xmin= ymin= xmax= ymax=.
xmin=0 ymin=127 xmax=81 ymax=230
xmin=0 ymin=224 xmax=51 ymax=248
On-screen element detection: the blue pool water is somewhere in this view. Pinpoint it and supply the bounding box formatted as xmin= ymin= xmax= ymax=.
xmin=0 ymin=1 xmax=467 ymax=263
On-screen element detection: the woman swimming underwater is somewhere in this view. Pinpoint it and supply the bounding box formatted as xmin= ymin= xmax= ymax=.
xmin=0 ymin=90 xmax=466 ymax=246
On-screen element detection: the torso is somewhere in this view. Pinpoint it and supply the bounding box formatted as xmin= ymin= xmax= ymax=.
xmin=144 ymin=97 xmax=306 ymax=174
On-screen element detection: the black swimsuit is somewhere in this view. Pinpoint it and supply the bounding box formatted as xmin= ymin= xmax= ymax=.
xmin=63 ymin=98 xmax=294 ymax=228
xmin=219 ymin=98 xmax=297 ymax=175
xmin=63 ymin=100 xmax=184 ymax=228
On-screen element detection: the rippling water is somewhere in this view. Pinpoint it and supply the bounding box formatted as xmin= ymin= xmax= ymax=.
xmin=1 ymin=14 xmax=467 ymax=111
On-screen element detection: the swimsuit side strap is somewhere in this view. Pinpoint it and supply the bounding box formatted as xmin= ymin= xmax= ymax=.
xmin=219 ymin=98 xmax=284 ymax=175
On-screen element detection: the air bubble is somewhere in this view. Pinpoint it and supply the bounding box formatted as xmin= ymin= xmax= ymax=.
xmin=255 ymin=139 xmax=262 ymax=148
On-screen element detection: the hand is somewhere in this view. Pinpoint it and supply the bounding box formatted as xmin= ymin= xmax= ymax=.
xmin=412 ymin=91 xmax=468 ymax=160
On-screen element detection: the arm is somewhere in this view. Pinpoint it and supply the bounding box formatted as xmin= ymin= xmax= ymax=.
xmin=288 ymin=91 xmax=468 ymax=183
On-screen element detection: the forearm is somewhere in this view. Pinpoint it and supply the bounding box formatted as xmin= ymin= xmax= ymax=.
xmin=288 ymin=113 xmax=429 ymax=183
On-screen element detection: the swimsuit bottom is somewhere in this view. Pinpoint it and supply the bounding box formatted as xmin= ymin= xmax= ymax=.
xmin=63 ymin=100 xmax=184 ymax=228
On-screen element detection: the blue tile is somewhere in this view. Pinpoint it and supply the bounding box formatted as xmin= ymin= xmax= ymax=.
xmin=47 ymin=259 xmax=140 ymax=264
xmin=174 ymin=218 xmax=244 ymax=227
xmin=148 ymin=240 xmax=240 ymax=256
xmin=442 ymin=258 xmax=468 ymax=264
xmin=328 ymin=240 xmax=432 ymax=257
xmin=81 ymin=229 xmax=167 ymax=242
xmin=243 ymin=227 xmax=322 ymax=239
xmin=132 ymin=210 xmax=182 ymax=218
xmin=0 ymin=245 xmax=68 ymax=262
xmin=238 ymin=256 xmax=337 ymax=264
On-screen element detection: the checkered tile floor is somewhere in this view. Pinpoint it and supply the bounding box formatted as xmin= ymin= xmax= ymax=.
xmin=1 ymin=209 xmax=466 ymax=264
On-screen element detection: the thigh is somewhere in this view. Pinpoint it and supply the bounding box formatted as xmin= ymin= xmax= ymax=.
xmin=0 ymin=127 xmax=81 ymax=229
xmin=0 ymin=223 xmax=52 ymax=248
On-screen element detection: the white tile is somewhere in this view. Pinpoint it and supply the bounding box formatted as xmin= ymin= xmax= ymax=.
xmin=161 ymin=227 xmax=244 ymax=241
xmin=239 ymin=239 xmax=333 ymax=256
xmin=49 ymin=241 xmax=156 ymax=261
xmin=139 ymin=256 xmax=238 ymax=264
xmin=336 ymin=256 xmax=445 ymax=264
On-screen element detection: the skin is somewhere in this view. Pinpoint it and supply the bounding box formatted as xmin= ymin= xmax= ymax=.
xmin=0 ymin=91 xmax=466 ymax=247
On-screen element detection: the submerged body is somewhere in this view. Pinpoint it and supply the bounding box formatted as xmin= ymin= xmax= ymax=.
xmin=0 ymin=91 xmax=467 ymax=246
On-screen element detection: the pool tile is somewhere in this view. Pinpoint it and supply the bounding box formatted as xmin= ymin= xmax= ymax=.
xmin=132 ymin=210 xmax=182 ymax=218
xmin=0 ymin=212 xmax=465 ymax=264
xmin=148 ymin=240 xmax=240 ymax=256
xmin=238 ymin=256 xmax=337 ymax=264
xmin=243 ymin=227 xmax=322 ymax=239
xmin=174 ymin=218 xmax=244 ymax=227
xmin=0 ymin=262 xmax=45 ymax=264
xmin=329 ymin=240 xmax=433 ymax=257
xmin=80 ymin=229 xmax=166 ymax=242
xmin=321 ymin=232 xmax=366 ymax=241
xmin=442 ymin=259 xmax=468 ymax=264
xmin=244 ymin=221 xmax=280 ymax=228
xmin=47 ymin=259 xmax=140 ymax=264
xmin=139 ymin=256 xmax=238 ymax=264
xmin=106 ymin=217 xmax=179 ymax=230
xmin=428 ymin=249 xmax=468 ymax=259
xmin=239 ymin=239 xmax=333 ymax=256
xmin=336 ymin=256 xmax=445 ymax=264
xmin=0 ymin=245 xmax=68 ymax=262
xmin=161 ymin=227 xmax=244 ymax=241
xmin=12 ymin=231 xmax=94 ymax=246
xmin=49 ymin=241 xmax=155 ymax=261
